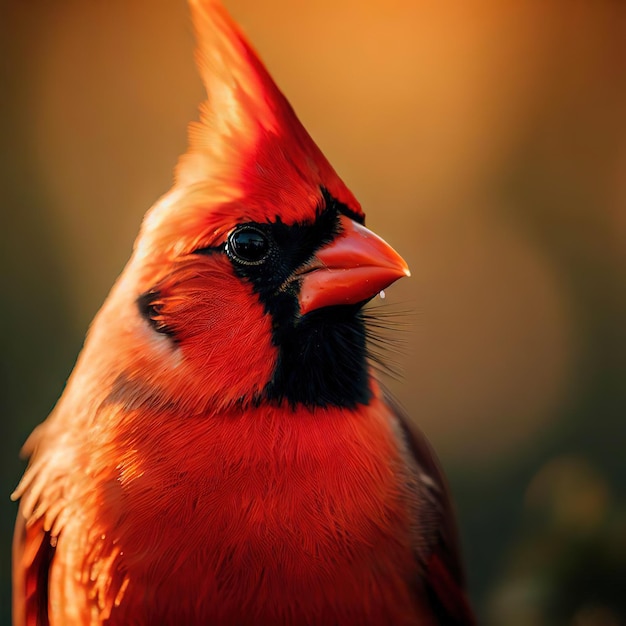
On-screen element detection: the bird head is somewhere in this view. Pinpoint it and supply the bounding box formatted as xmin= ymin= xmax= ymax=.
xmin=85 ymin=0 xmax=409 ymax=416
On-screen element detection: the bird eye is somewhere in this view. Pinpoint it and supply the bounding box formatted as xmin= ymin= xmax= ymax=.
xmin=227 ymin=226 xmax=270 ymax=265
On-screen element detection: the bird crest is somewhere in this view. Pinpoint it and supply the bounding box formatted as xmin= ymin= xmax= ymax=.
xmin=139 ymin=0 xmax=361 ymax=264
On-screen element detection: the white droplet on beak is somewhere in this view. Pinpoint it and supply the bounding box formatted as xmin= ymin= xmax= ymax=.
xmin=379 ymin=290 xmax=386 ymax=299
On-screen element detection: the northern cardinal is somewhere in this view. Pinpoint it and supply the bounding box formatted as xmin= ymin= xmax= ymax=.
xmin=12 ymin=1 xmax=475 ymax=625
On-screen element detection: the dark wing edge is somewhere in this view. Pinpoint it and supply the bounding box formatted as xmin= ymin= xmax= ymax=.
xmin=385 ymin=390 xmax=477 ymax=626
xmin=13 ymin=505 xmax=54 ymax=626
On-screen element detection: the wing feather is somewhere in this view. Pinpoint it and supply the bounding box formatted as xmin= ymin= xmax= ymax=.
xmin=387 ymin=391 xmax=476 ymax=625
xmin=13 ymin=509 xmax=54 ymax=626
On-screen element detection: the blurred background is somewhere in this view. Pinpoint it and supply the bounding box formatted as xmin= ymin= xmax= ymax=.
xmin=1 ymin=1 xmax=625 ymax=624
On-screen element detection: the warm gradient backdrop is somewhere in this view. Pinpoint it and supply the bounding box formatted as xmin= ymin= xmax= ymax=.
xmin=2 ymin=1 xmax=625 ymax=624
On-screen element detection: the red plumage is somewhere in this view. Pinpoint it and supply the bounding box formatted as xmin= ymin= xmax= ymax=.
xmin=12 ymin=1 xmax=475 ymax=624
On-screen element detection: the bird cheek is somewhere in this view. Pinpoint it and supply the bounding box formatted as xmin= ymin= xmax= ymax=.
xmin=168 ymin=275 xmax=277 ymax=409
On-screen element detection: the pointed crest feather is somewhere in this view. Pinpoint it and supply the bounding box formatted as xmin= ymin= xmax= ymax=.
xmin=138 ymin=0 xmax=361 ymax=268
xmin=177 ymin=0 xmax=313 ymax=189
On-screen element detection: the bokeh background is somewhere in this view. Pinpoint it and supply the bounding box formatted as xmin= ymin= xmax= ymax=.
xmin=2 ymin=1 xmax=626 ymax=624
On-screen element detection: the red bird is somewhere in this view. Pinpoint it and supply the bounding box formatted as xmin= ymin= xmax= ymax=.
xmin=13 ymin=1 xmax=475 ymax=625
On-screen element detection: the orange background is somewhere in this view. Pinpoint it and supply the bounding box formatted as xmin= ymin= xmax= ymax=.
xmin=2 ymin=1 xmax=626 ymax=624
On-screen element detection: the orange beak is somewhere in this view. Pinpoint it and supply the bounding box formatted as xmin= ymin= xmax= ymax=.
xmin=298 ymin=215 xmax=410 ymax=315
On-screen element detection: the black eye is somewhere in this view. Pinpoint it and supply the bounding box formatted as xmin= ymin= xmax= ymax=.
xmin=227 ymin=226 xmax=270 ymax=265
